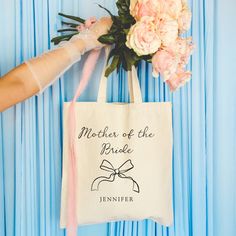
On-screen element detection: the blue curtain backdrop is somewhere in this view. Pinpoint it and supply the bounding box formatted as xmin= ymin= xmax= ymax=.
xmin=0 ymin=0 xmax=236 ymax=235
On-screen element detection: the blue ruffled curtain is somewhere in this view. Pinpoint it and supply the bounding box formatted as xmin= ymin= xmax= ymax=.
xmin=0 ymin=0 xmax=236 ymax=235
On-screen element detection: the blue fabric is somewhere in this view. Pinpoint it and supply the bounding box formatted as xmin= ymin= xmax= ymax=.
xmin=0 ymin=0 xmax=236 ymax=236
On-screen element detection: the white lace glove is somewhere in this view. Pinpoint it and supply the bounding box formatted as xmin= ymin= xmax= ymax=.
xmin=25 ymin=17 xmax=112 ymax=94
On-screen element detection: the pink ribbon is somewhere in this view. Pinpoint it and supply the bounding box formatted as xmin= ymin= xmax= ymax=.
xmin=67 ymin=45 xmax=102 ymax=236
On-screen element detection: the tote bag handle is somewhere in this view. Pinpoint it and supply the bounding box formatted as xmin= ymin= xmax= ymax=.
xmin=97 ymin=48 xmax=143 ymax=104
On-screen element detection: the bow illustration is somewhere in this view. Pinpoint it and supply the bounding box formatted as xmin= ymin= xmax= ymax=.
xmin=91 ymin=159 xmax=140 ymax=193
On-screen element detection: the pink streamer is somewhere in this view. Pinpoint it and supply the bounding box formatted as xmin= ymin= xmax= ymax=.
xmin=67 ymin=48 xmax=102 ymax=236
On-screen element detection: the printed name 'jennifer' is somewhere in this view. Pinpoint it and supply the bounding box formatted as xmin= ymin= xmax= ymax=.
xmin=99 ymin=196 xmax=134 ymax=203
xmin=78 ymin=126 xmax=119 ymax=139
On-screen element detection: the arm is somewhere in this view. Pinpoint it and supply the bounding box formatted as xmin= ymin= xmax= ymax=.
xmin=0 ymin=40 xmax=85 ymax=111
xmin=0 ymin=17 xmax=112 ymax=112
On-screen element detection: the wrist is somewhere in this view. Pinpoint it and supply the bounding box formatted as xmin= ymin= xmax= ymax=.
xmin=71 ymin=39 xmax=87 ymax=54
xmin=71 ymin=31 xmax=102 ymax=52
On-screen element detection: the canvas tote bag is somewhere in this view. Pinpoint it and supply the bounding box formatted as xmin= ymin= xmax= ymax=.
xmin=60 ymin=50 xmax=173 ymax=231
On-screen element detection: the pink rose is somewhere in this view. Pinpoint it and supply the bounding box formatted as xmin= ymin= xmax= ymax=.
xmin=178 ymin=5 xmax=192 ymax=33
xmin=126 ymin=16 xmax=161 ymax=56
xmin=152 ymin=49 xmax=178 ymax=80
xmin=130 ymin=0 xmax=161 ymax=20
xmin=166 ymin=67 xmax=191 ymax=91
xmin=157 ymin=14 xmax=178 ymax=46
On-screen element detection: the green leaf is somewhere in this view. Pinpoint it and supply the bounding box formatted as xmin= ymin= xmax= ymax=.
xmin=58 ymin=13 xmax=85 ymax=24
xmin=116 ymin=1 xmax=129 ymax=15
xmin=97 ymin=4 xmax=117 ymax=22
xmin=97 ymin=4 xmax=112 ymax=15
xmin=105 ymin=55 xmax=120 ymax=77
xmin=98 ymin=34 xmax=116 ymax=45
xmin=57 ymin=28 xmax=78 ymax=33
xmin=123 ymin=28 xmax=130 ymax=34
xmin=51 ymin=32 xmax=78 ymax=45
xmin=120 ymin=16 xmax=134 ymax=25
xmin=140 ymin=54 xmax=153 ymax=61
xmin=108 ymin=48 xmax=119 ymax=62
xmin=97 ymin=4 xmax=114 ymax=17
xmin=123 ymin=50 xmax=135 ymax=70
xmin=116 ymin=0 xmax=135 ymax=25
xmin=125 ymin=0 xmax=130 ymax=7
xmin=62 ymin=21 xmax=79 ymax=28
xmin=116 ymin=59 xmax=122 ymax=74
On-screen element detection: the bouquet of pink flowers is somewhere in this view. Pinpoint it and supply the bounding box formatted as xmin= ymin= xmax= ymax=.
xmin=52 ymin=0 xmax=195 ymax=91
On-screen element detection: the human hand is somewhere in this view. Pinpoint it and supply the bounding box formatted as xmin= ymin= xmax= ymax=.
xmin=90 ymin=17 xmax=113 ymax=40
xmin=69 ymin=17 xmax=113 ymax=52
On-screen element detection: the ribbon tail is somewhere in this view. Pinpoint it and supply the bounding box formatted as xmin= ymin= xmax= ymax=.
xmin=72 ymin=49 xmax=101 ymax=102
xmin=118 ymin=174 xmax=140 ymax=193
xmin=67 ymin=104 xmax=78 ymax=236
xmin=132 ymin=179 xmax=140 ymax=193
xmin=67 ymin=225 xmax=77 ymax=236
xmin=91 ymin=174 xmax=115 ymax=191
xmin=67 ymin=49 xmax=101 ymax=236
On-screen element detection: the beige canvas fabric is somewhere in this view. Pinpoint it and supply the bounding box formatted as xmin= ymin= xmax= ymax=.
xmin=60 ymin=65 xmax=173 ymax=228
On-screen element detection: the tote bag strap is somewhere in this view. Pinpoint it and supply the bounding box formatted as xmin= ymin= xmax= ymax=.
xmin=127 ymin=67 xmax=143 ymax=103
xmin=97 ymin=49 xmax=143 ymax=103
